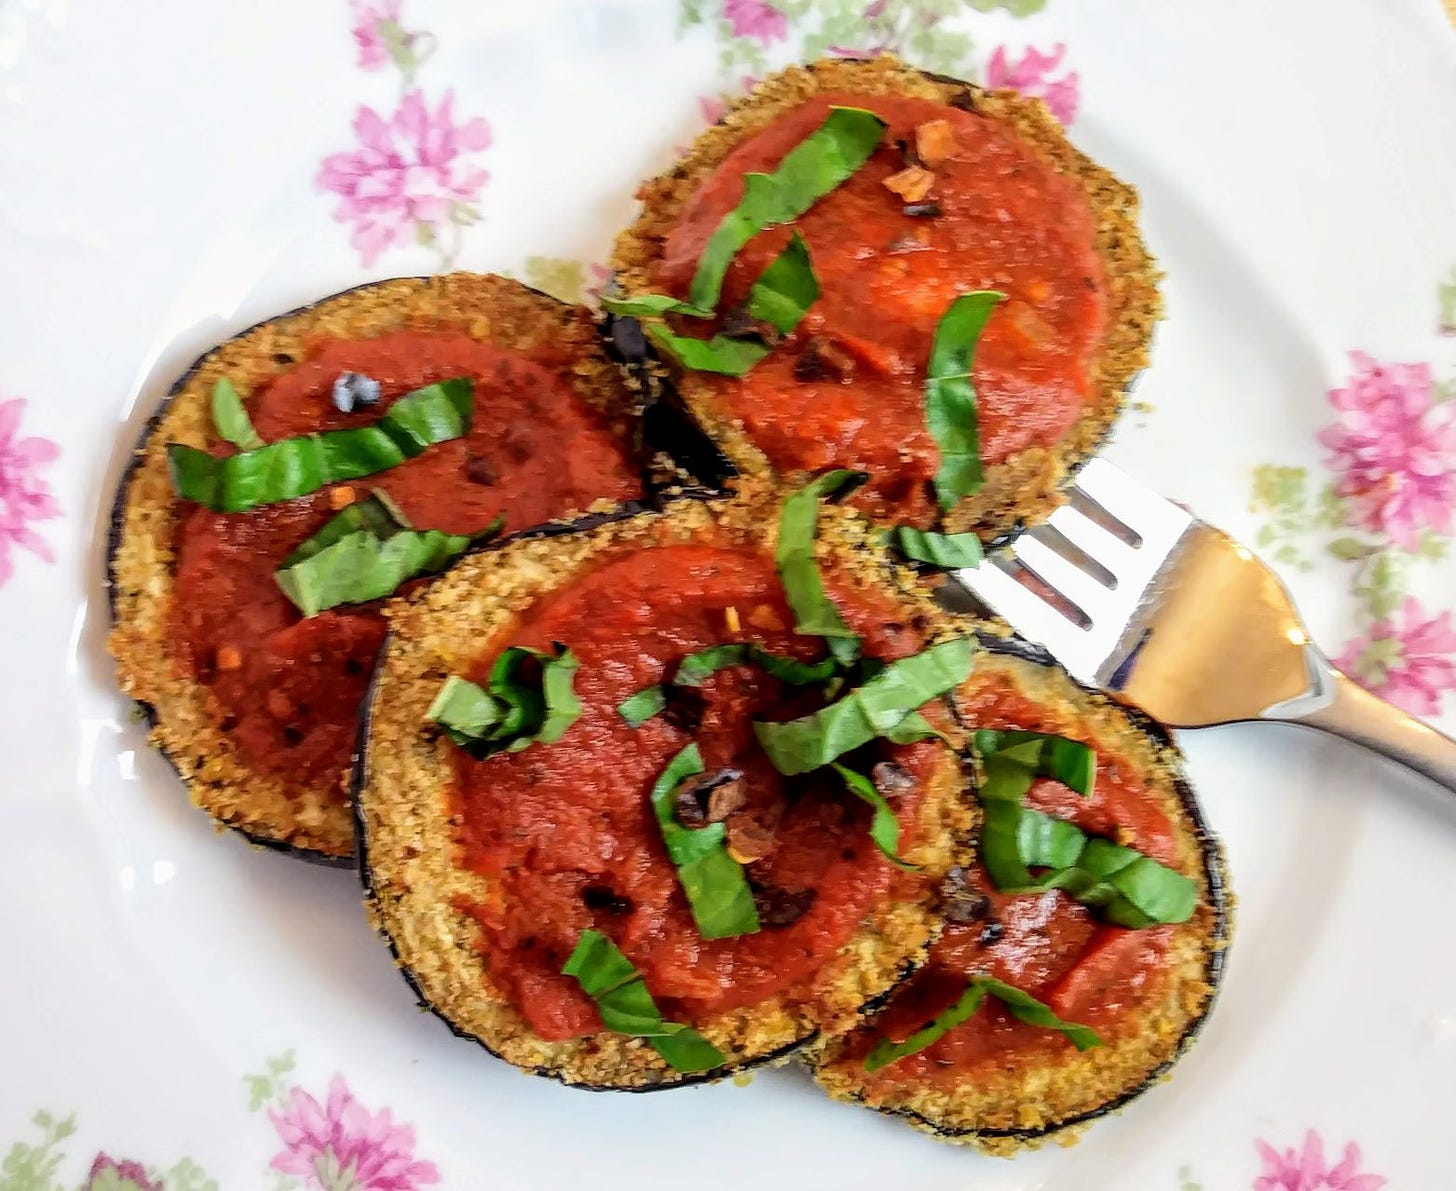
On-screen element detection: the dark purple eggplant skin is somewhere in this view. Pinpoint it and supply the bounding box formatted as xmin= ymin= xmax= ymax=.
xmin=836 ymin=628 xmax=1231 ymax=1143
xmin=105 ymin=278 xmax=727 ymax=868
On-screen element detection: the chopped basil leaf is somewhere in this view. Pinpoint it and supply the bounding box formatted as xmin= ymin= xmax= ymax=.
xmin=925 ymin=292 xmax=1004 ymax=510
xmin=776 ymin=470 xmax=868 ymax=664
xmin=428 ymin=644 xmax=582 ymax=757
xmin=210 ymin=378 xmax=263 ymax=451
xmin=646 ymin=324 xmax=770 ymax=377
xmin=649 ymin=744 xmax=760 ymax=939
xmin=831 ymin=763 xmax=916 ymax=871
xmin=600 ymin=292 xmax=713 ymax=320
xmin=618 ymin=685 xmax=667 ymax=727
xmin=974 ymin=977 xmax=1103 ymax=1051
xmin=641 ymin=233 xmax=821 ymax=377
xmin=884 ymin=709 xmax=948 ymax=745
xmin=168 ymin=377 xmax=473 ymax=512
xmin=561 ymin=930 xmax=725 ymax=1073
xmin=973 ymin=729 xmax=1096 ymax=801
xmin=742 ymin=231 xmax=819 ymax=336
xmin=673 ymin=643 xmax=839 ymax=688
xmin=864 ymin=975 xmax=1101 ymax=1071
xmin=863 ymin=981 xmax=990 ymax=1072
xmin=688 ymin=107 xmax=887 ymax=312
xmin=981 ymin=803 xmax=1197 ymax=927
xmin=890 ymin=527 xmax=984 ymax=569
xmin=274 ymin=494 xmax=500 ymax=617
xmin=754 ymin=638 xmax=974 ymax=775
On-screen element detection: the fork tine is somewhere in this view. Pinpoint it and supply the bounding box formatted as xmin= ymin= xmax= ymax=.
xmin=953 ymin=558 xmax=1103 ymax=683
xmin=1071 ymin=459 xmax=1192 ymax=548
xmin=1044 ymin=501 xmax=1137 ymax=575
xmin=1012 ymin=531 xmax=1119 ymax=623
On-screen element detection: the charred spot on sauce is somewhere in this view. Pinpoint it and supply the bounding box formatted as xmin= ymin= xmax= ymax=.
xmin=753 ymin=885 xmax=817 ymax=928
xmin=581 ymin=884 xmax=634 ymax=916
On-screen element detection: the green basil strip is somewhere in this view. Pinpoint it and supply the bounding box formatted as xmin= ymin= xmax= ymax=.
xmin=599 ymin=292 xmax=713 ymax=320
xmin=754 ymin=638 xmax=975 ymax=775
xmin=863 ymin=981 xmax=991 ymax=1072
xmin=561 ymin=930 xmax=725 ymax=1073
xmin=618 ymin=685 xmax=667 ymax=727
xmin=428 ymin=644 xmax=582 ymax=757
xmin=640 ymin=233 xmax=821 ymax=377
xmin=973 ymin=728 xmax=1096 ymax=802
xmin=689 ymin=107 xmax=887 ymax=312
xmin=981 ymin=804 xmax=1197 ymax=928
xmin=673 ymin=643 xmax=839 ymax=688
xmin=891 ymin=527 xmax=984 ymax=569
xmin=646 ymin=324 xmax=770 ymax=377
xmin=831 ymin=763 xmax=916 ymax=871
xmin=863 ymin=975 xmax=1101 ymax=1071
xmin=211 ymin=378 xmax=263 ymax=451
xmin=926 ymin=291 xmax=1004 ymax=510
xmin=168 ymin=377 xmax=473 ymax=512
xmin=776 ymin=470 xmax=868 ymax=665
xmin=883 ymin=710 xmax=947 ymax=745
xmin=274 ymin=496 xmax=502 ymax=617
xmin=973 ymin=976 xmax=1103 ymax=1051
xmin=649 ymin=744 xmax=761 ymax=939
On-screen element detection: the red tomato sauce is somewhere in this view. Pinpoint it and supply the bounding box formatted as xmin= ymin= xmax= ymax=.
xmin=450 ymin=543 xmax=944 ymax=1040
xmin=657 ymin=94 xmax=1107 ymax=525
xmin=172 ymin=331 xmax=643 ymax=788
xmin=849 ymin=683 xmax=1175 ymax=1089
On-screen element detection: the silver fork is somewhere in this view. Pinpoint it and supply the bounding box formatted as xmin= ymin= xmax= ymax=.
xmin=953 ymin=459 xmax=1456 ymax=792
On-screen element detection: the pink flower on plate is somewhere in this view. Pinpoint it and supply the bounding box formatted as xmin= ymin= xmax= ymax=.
xmin=269 ymin=1075 xmax=441 ymax=1191
xmin=316 ymin=89 xmax=491 ymax=268
xmin=82 ymin=1155 xmax=163 ymax=1191
xmin=0 ymin=396 xmax=61 ymax=587
xmin=724 ymin=0 xmax=787 ymax=46
xmin=349 ymin=0 xmax=402 ymax=71
xmin=1318 ymin=352 xmax=1456 ymax=551
xmin=1336 ymin=597 xmax=1456 ymax=717
xmin=985 ymin=43 xmax=1081 ymax=125
xmin=1254 ymin=1130 xmax=1386 ymax=1191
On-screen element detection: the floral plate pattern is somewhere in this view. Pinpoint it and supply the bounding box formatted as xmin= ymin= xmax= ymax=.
xmin=1 ymin=2 xmax=1453 ymax=1188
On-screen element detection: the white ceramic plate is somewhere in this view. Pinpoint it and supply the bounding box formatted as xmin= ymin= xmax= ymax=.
xmin=3 ymin=2 xmax=1454 ymax=1188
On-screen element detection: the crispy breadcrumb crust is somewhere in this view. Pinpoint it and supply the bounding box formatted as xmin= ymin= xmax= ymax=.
xmin=106 ymin=274 xmax=641 ymax=863
xmin=807 ymin=642 xmax=1230 ymax=1154
xmin=611 ymin=55 xmax=1162 ymax=543
xmin=355 ymin=489 xmax=978 ymax=1089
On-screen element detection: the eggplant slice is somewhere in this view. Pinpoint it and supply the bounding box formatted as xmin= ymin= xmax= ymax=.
xmin=107 ymin=273 xmax=698 ymax=864
xmin=354 ymin=493 xmax=977 ymax=1090
xmin=807 ymin=633 xmax=1230 ymax=1153
xmin=610 ymin=55 xmax=1161 ymax=545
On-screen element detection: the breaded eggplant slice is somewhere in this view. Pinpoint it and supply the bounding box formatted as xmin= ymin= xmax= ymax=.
xmin=107 ymin=273 xmax=650 ymax=863
xmin=809 ymin=635 xmax=1229 ymax=1152
xmin=611 ymin=55 xmax=1161 ymax=543
xmin=356 ymin=493 xmax=977 ymax=1089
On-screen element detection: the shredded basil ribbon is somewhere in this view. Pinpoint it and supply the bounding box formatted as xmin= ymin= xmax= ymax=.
xmin=674 ymin=643 xmax=839 ymax=688
xmin=689 ymin=106 xmax=887 ymax=312
xmin=777 ymin=470 xmax=868 ymax=666
xmin=428 ymin=644 xmax=581 ymax=757
xmin=274 ymin=493 xmax=502 ymax=617
xmin=982 ymin=802 xmax=1198 ymax=928
xmin=210 ymin=378 xmax=263 ymax=451
xmin=831 ymin=763 xmax=916 ymax=871
xmin=168 ymin=377 xmax=474 ymax=513
xmin=925 ymin=292 xmax=1004 ymax=510
xmin=561 ymin=930 xmax=725 ymax=1073
xmin=890 ymin=527 xmax=984 ymax=569
xmin=639 ymin=232 xmax=821 ymax=377
xmin=974 ymin=729 xmax=1096 ymax=802
xmin=863 ymin=975 xmax=1102 ymax=1072
xmin=754 ymin=637 xmax=974 ymax=775
xmin=650 ymin=744 xmax=761 ymax=939
xmin=618 ymin=685 xmax=668 ymax=727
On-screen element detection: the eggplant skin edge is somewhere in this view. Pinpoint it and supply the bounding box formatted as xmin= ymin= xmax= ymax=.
xmin=349 ymin=494 xmax=977 ymax=1091
xmin=106 ymin=273 xmax=718 ymax=866
xmin=606 ymin=54 xmax=1162 ymax=547
xmin=806 ymin=631 xmax=1231 ymax=1152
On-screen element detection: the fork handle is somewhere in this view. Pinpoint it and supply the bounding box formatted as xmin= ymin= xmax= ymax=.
xmin=1273 ymin=659 xmax=1456 ymax=793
